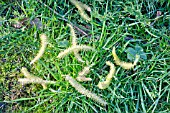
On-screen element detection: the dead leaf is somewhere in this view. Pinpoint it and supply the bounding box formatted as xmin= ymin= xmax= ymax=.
xmin=12 ymin=18 xmax=28 ymax=29
xmin=30 ymin=18 xmax=43 ymax=29
xmin=12 ymin=17 xmax=43 ymax=29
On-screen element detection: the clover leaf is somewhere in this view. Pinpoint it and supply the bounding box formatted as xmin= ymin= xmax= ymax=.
xmin=125 ymin=45 xmax=147 ymax=61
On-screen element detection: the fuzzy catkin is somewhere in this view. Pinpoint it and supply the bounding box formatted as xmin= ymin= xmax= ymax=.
xmin=30 ymin=34 xmax=48 ymax=64
xmin=18 ymin=78 xmax=56 ymax=85
xmin=67 ymin=23 xmax=85 ymax=62
xmin=112 ymin=47 xmax=140 ymax=69
xmin=67 ymin=23 xmax=77 ymax=46
xmin=20 ymin=67 xmax=55 ymax=89
xmin=69 ymin=0 xmax=91 ymax=21
xmin=76 ymin=65 xmax=92 ymax=82
xmin=78 ymin=66 xmax=91 ymax=76
xmin=76 ymin=76 xmax=92 ymax=82
xmin=57 ymin=45 xmax=95 ymax=59
xmin=98 ymin=61 xmax=115 ymax=89
xmin=63 ymin=75 xmax=107 ymax=106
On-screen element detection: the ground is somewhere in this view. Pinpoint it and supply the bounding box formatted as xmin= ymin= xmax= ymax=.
xmin=0 ymin=0 xmax=170 ymax=112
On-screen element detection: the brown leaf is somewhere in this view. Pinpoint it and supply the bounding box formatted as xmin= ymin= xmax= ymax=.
xmin=12 ymin=18 xmax=28 ymax=29
xmin=30 ymin=18 xmax=43 ymax=29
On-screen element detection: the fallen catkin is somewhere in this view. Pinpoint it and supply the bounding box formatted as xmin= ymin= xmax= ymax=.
xmin=76 ymin=64 xmax=94 ymax=82
xmin=57 ymin=45 xmax=95 ymax=59
xmin=19 ymin=67 xmax=55 ymax=89
xmin=63 ymin=75 xmax=107 ymax=106
xmin=30 ymin=34 xmax=48 ymax=64
xmin=67 ymin=23 xmax=85 ymax=62
xmin=76 ymin=76 xmax=92 ymax=82
xmin=98 ymin=61 xmax=116 ymax=89
xmin=78 ymin=66 xmax=91 ymax=76
xmin=69 ymin=0 xmax=91 ymax=21
xmin=67 ymin=23 xmax=77 ymax=46
xmin=112 ymin=47 xmax=140 ymax=69
xmin=18 ymin=78 xmax=56 ymax=85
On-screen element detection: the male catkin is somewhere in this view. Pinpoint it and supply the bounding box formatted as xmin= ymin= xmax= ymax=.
xmin=98 ymin=61 xmax=116 ymax=89
xmin=112 ymin=47 xmax=140 ymax=69
xmin=30 ymin=34 xmax=48 ymax=64
xmin=63 ymin=75 xmax=107 ymax=106
xmin=19 ymin=67 xmax=55 ymax=89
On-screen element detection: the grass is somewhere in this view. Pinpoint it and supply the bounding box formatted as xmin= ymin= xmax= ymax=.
xmin=0 ymin=0 xmax=170 ymax=112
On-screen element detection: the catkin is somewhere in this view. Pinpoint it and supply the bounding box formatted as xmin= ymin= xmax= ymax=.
xmin=63 ymin=75 xmax=107 ymax=106
xmin=78 ymin=66 xmax=91 ymax=76
xmin=67 ymin=23 xmax=77 ymax=46
xmin=98 ymin=61 xmax=116 ymax=89
xmin=57 ymin=45 xmax=95 ymax=59
xmin=19 ymin=67 xmax=55 ymax=89
xmin=67 ymin=23 xmax=85 ymax=62
xmin=112 ymin=47 xmax=140 ymax=69
xmin=76 ymin=65 xmax=92 ymax=82
xmin=18 ymin=78 xmax=56 ymax=85
xmin=30 ymin=34 xmax=48 ymax=64
xmin=69 ymin=0 xmax=91 ymax=21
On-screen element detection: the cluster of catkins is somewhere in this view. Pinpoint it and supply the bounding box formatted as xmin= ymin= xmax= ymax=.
xmin=18 ymin=0 xmax=140 ymax=107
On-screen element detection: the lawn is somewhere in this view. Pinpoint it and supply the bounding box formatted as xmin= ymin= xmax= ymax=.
xmin=0 ymin=0 xmax=170 ymax=112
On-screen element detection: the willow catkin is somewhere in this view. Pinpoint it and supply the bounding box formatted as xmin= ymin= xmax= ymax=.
xmin=98 ymin=61 xmax=116 ymax=89
xmin=78 ymin=66 xmax=91 ymax=76
xmin=30 ymin=34 xmax=48 ymax=64
xmin=76 ymin=65 xmax=93 ymax=82
xmin=76 ymin=76 xmax=92 ymax=82
xmin=112 ymin=47 xmax=140 ymax=69
xmin=69 ymin=0 xmax=91 ymax=21
xmin=67 ymin=23 xmax=77 ymax=46
xmin=63 ymin=75 xmax=107 ymax=106
xmin=67 ymin=23 xmax=85 ymax=62
xmin=57 ymin=45 xmax=95 ymax=59
xmin=20 ymin=67 xmax=55 ymax=89
xmin=18 ymin=78 xmax=55 ymax=85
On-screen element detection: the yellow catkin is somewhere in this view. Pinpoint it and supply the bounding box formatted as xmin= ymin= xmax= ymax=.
xmin=30 ymin=34 xmax=48 ymax=64
xmin=20 ymin=67 xmax=55 ymax=89
xmin=76 ymin=65 xmax=92 ymax=82
xmin=112 ymin=47 xmax=140 ymax=69
xmin=67 ymin=23 xmax=77 ymax=46
xmin=98 ymin=61 xmax=116 ymax=89
xmin=67 ymin=23 xmax=85 ymax=62
xmin=69 ymin=0 xmax=91 ymax=21
xmin=63 ymin=75 xmax=107 ymax=106
xmin=57 ymin=45 xmax=95 ymax=59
